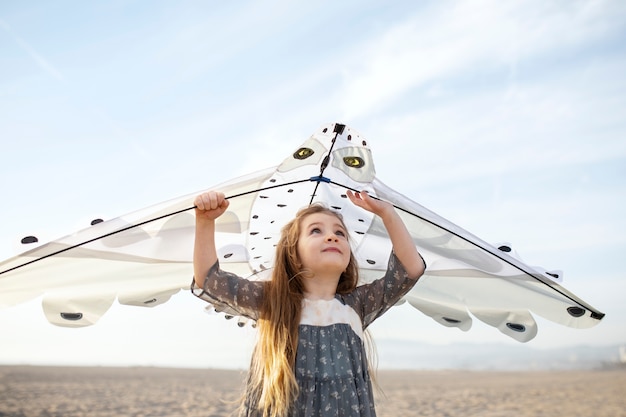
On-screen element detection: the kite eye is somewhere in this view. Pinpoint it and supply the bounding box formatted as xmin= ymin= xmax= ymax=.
xmin=293 ymin=147 xmax=314 ymax=160
xmin=343 ymin=156 xmax=365 ymax=168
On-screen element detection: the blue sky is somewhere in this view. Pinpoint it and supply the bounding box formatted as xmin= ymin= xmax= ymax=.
xmin=0 ymin=0 xmax=625 ymax=368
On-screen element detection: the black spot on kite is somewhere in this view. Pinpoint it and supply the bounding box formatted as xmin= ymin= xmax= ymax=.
xmin=567 ymin=307 xmax=585 ymax=317
xmin=443 ymin=317 xmax=461 ymax=324
xmin=21 ymin=236 xmax=38 ymax=244
xmin=506 ymin=323 xmax=525 ymax=332
xmin=60 ymin=312 xmax=83 ymax=321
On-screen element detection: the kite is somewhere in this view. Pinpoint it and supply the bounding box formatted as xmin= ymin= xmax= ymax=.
xmin=0 ymin=123 xmax=604 ymax=342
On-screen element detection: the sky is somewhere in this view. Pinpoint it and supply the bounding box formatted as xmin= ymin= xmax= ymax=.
xmin=0 ymin=0 xmax=625 ymax=369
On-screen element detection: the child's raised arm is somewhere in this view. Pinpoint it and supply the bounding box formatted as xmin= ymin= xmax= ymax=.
xmin=347 ymin=190 xmax=425 ymax=279
xmin=193 ymin=191 xmax=230 ymax=288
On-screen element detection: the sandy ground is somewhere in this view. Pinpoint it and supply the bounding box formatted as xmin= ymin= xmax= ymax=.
xmin=0 ymin=366 xmax=624 ymax=417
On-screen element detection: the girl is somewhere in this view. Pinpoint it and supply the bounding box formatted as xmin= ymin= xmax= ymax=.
xmin=192 ymin=190 xmax=425 ymax=417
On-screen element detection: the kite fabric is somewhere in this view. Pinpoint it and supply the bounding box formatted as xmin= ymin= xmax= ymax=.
xmin=0 ymin=122 xmax=604 ymax=342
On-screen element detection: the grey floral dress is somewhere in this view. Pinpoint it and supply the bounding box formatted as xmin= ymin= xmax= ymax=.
xmin=192 ymin=252 xmax=421 ymax=417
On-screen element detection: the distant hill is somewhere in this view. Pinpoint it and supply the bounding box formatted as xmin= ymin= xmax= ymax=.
xmin=375 ymin=339 xmax=625 ymax=370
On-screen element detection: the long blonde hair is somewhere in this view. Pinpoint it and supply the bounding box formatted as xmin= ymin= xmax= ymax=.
xmin=246 ymin=204 xmax=359 ymax=417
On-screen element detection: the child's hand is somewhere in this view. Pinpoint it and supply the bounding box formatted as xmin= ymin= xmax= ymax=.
xmin=346 ymin=190 xmax=393 ymax=218
xmin=194 ymin=191 xmax=230 ymax=221
xmin=348 ymin=189 xmax=424 ymax=278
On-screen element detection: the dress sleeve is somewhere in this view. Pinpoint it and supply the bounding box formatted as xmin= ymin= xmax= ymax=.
xmin=344 ymin=251 xmax=424 ymax=329
xmin=190 ymin=261 xmax=264 ymax=321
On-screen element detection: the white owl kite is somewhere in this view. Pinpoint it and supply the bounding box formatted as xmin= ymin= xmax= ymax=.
xmin=0 ymin=123 xmax=604 ymax=342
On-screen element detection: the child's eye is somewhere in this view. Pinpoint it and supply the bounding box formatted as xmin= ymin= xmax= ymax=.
xmin=310 ymin=227 xmax=321 ymax=234
xmin=335 ymin=230 xmax=346 ymax=237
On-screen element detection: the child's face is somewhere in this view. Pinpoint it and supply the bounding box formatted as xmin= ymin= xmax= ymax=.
xmin=297 ymin=212 xmax=351 ymax=278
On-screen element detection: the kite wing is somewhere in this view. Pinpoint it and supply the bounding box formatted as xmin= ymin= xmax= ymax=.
xmin=0 ymin=123 xmax=604 ymax=341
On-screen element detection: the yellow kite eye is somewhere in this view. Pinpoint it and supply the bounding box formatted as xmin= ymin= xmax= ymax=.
xmin=343 ymin=156 xmax=365 ymax=168
xmin=293 ymin=147 xmax=314 ymax=160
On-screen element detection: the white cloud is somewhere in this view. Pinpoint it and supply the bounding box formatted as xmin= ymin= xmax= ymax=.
xmin=0 ymin=18 xmax=65 ymax=82
xmin=337 ymin=0 xmax=626 ymax=121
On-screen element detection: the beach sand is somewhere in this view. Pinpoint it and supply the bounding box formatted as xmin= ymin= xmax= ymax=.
xmin=1 ymin=366 xmax=624 ymax=417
